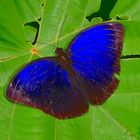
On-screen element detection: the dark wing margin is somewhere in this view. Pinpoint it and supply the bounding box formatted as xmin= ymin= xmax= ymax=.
xmin=6 ymin=58 xmax=88 ymax=119
xmin=67 ymin=22 xmax=124 ymax=105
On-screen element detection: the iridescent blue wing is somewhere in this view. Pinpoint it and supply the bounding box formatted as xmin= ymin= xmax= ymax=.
xmin=67 ymin=22 xmax=124 ymax=105
xmin=6 ymin=58 xmax=88 ymax=119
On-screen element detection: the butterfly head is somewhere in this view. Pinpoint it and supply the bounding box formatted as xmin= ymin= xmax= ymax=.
xmin=55 ymin=47 xmax=65 ymax=56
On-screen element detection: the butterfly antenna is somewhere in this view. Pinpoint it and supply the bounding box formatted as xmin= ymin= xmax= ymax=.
xmin=26 ymin=40 xmax=56 ymax=49
xmin=56 ymin=15 xmax=68 ymax=48
xmin=26 ymin=15 xmax=67 ymax=49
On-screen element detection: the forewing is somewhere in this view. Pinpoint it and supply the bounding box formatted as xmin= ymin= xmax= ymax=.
xmin=67 ymin=22 xmax=124 ymax=105
xmin=6 ymin=58 xmax=88 ymax=119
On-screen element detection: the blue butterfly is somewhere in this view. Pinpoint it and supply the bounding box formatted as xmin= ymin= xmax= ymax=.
xmin=6 ymin=22 xmax=124 ymax=119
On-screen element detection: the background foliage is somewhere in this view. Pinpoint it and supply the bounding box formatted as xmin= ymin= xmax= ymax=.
xmin=0 ymin=0 xmax=140 ymax=140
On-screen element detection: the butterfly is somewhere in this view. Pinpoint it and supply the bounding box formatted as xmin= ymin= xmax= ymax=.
xmin=6 ymin=22 xmax=124 ymax=119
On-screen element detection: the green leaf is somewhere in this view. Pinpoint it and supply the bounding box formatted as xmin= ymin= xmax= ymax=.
xmin=0 ymin=0 xmax=140 ymax=140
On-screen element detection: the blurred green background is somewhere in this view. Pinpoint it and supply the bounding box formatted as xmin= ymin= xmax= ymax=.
xmin=0 ymin=0 xmax=140 ymax=140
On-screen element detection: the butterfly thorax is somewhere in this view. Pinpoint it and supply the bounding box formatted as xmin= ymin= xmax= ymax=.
xmin=55 ymin=47 xmax=74 ymax=74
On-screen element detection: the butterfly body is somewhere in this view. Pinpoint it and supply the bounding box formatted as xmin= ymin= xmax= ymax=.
xmin=55 ymin=48 xmax=73 ymax=73
xmin=6 ymin=22 xmax=124 ymax=119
